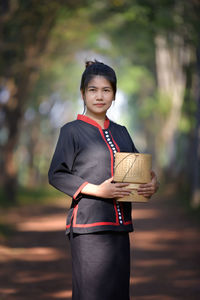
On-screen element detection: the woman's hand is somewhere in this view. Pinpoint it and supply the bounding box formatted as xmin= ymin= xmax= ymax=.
xmin=81 ymin=177 xmax=132 ymax=198
xmin=137 ymin=170 xmax=159 ymax=198
xmin=96 ymin=177 xmax=132 ymax=198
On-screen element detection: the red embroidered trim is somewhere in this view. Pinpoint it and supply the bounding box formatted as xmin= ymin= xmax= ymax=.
xmin=77 ymin=114 xmax=110 ymax=130
xmin=74 ymin=222 xmax=121 ymax=228
xmin=73 ymin=205 xmax=78 ymax=226
xmin=113 ymin=199 xmax=120 ymax=225
xmin=87 ymin=117 xmax=121 ymax=223
xmin=104 ymin=117 xmax=110 ymax=129
xmin=98 ymin=129 xmax=114 ymax=176
xmin=67 ymin=114 xmax=130 ymax=230
xmin=73 ymin=181 xmax=89 ymax=200
xmin=72 ymin=203 xmax=119 ymax=227
xmin=66 ymin=221 xmax=131 ymax=229
xmin=67 ymin=202 xmax=132 ymax=229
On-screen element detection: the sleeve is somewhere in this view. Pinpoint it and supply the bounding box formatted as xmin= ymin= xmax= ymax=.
xmin=123 ymin=126 xmax=139 ymax=153
xmin=48 ymin=125 xmax=88 ymax=200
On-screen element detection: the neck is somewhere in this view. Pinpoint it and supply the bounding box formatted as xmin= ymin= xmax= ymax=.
xmin=85 ymin=111 xmax=106 ymax=128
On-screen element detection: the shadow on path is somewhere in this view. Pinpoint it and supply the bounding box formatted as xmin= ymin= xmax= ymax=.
xmin=130 ymin=187 xmax=200 ymax=300
xmin=0 ymin=201 xmax=72 ymax=300
xmin=0 ymin=189 xmax=200 ymax=299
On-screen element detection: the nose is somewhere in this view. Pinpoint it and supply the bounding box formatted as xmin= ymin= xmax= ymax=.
xmin=96 ymin=90 xmax=103 ymax=100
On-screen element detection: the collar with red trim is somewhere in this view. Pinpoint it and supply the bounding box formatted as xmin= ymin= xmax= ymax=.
xmin=77 ymin=114 xmax=110 ymax=130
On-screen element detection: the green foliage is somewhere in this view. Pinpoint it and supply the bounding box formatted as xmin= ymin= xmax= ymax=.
xmin=138 ymin=96 xmax=157 ymax=119
xmin=0 ymin=189 xmax=8 ymax=207
xmin=179 ymin=116 xmax=193 ymax=133
xmin=118 ymin=65 xmax=154 ymax=95
xmin=1 ymin=0 xmax=200 ymax=207
xmin=0 ymin=223 xmax=15 ymax=239
xmin=17 ymin=186 xmax=65 ymax=206
xmin=156 ymin=92 xmax=172 ymax=117
xmin=0 ymin=186 xmax=65 ymax=208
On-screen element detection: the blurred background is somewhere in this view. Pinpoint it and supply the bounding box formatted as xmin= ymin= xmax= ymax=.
xmin=0 ymin=0 xmax=199 ymax=209
xmin=0 ymin=1 xmax=200 ymax=299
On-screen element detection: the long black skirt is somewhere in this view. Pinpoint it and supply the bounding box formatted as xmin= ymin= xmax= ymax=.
xmin=69 ymin=230 xmax=130 ymax=300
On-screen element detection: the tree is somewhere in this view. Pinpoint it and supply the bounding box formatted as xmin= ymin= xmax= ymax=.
xmin=191 ymin=38 xmax=200 ymax=207
xmin=0 ymin=0 xmax=89 ymax=202
xmin=87 ymin=0 xmax=200 ymax=205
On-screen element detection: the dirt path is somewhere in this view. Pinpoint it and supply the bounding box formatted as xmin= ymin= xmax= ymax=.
xmin=0 ymin=188 xmax=200 ymax=300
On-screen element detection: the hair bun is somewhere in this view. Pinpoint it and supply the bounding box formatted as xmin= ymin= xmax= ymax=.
xmin=85 ymin=60 xmax=95 ymax=69
xmin=85 ymin=59 xmax=101 ymax=69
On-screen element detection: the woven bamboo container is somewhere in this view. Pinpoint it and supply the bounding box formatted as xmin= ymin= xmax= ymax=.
xmin=114 ymin=152 xmax=152 ymax=202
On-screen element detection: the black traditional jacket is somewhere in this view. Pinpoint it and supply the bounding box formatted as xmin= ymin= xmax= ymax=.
xmin=48 ymin=114 xmax=138 ymax=235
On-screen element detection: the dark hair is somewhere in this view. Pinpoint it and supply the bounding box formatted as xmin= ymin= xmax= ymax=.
xmin=80 ymin=60 xmax=117 ymax=96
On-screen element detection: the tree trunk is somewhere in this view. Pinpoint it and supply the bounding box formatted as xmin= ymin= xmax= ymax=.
xmin=0 ymin=70 xmax=39 ymax=202
xmin=191 ymin=41 xmax=200 ymax=207
xmin=154 ymin=34 xmax=191 ymax=172
xmin=0 ymin=6 xmax=56 ymax=203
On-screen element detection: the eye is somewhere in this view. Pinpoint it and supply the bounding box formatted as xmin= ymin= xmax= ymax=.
xmin=104 ymin=89 xmax=111 ymax=92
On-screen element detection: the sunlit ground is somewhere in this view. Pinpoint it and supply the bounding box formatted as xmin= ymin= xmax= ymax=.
xmin=0 ymin=191 xmax=200 ymax=300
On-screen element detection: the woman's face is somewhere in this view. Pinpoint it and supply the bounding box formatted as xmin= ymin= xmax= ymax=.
xmin=81 ymin=75 xmax=115 ymax=118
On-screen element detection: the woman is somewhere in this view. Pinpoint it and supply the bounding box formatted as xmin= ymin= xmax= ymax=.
xmin=48 ymin=60 xmax=159 ymax=300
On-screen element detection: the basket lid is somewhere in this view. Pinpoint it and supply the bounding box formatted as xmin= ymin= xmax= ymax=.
xmin=114 ymin=152 xmax=152 ymax=184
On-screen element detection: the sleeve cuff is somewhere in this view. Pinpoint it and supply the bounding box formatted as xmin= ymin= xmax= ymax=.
xmin=73 ymin=181 xmax=89 ymax=200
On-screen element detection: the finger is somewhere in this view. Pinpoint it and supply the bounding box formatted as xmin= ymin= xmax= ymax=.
xmin=137 ymin=190 xmax=152 ymax=196
xmin=138 ymin=188 xmax=154 ymax=194
xmin=115 ymin=186 xmax=132 ymax=192
xmin=138 ymin=185 xmax=154 ymax=190
xmin=138 ymin=183 xmax=153 ymax=189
